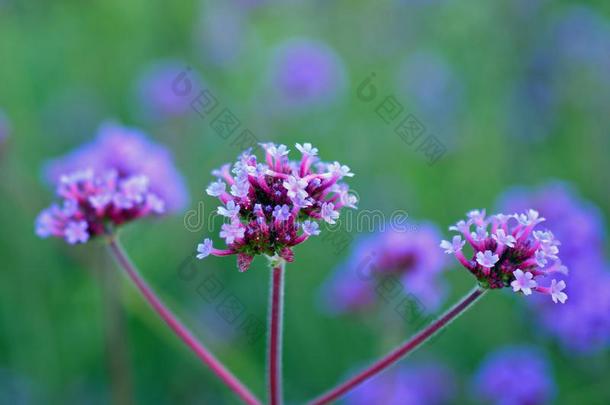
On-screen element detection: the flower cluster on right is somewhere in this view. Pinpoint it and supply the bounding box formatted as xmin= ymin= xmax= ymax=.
xmin=441 ymin=209 xmax=568 ymax=303
xmin=499 ymin=182 xmax=610 ymax=352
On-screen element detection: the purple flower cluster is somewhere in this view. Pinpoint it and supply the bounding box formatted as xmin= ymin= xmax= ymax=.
xmin=196 ymin=143 xmax=357 ymax=271
xmin=35 ymin=169 xmax=165 ymax=244
xmin=441 ymin=209 xmax=568 ymax=303
xmin=44 ymin=121 xmax=189 ymax=212
xmin=499 ymin=182 xmax=610 ymax=352
xmin=473 ymin=346 xmax=555 ymax=405
xmin=345 ymin=362 xmax=456 ymax=405
xmin=36 ymin=121 xmax=187 ymax=245
xmin=321 ymin=224 xmax=448 ymax=314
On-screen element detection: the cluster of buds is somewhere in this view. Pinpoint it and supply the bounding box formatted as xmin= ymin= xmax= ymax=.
xmin=36 ymin=169 xmax=165 ymax=244
xmin=440 ymin=209 xmax=568 ymax=303
xmin=197 ymin=143 xmax=357 ymax=271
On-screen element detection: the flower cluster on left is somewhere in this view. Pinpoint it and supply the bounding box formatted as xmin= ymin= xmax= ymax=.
xmin=35 ymin=169 xmax=166 ymax=244
xmin=34 ymin=122 xmax=263 ymax=404
xmin=35 ymin=121 xmax=187 ymax=244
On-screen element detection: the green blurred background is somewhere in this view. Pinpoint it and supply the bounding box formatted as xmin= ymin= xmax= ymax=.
xmin=1 ymin=0 xmax=609 ymax=404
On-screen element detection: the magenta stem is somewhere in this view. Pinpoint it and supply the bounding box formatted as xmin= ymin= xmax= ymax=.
xmin=309 ymin=286 xmax=487 ymax=405
xmin=107 ymin=236 xmax=261 ymax=405
xmin=267 ymin=262 xmax=285 ymax=405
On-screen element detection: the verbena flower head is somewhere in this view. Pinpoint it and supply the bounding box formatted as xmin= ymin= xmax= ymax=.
xmin=441 ymin=209 xmax=568 ymax=303
xmin=473 ymin=346 xmax=555 ymax=405
xmin=35 ymin=169 xmax=166 ymax=244
xmin=321 ymin=223 xmax=448 ymax=314
xmin=44 ymin=121 xmax=189 ymax=212
xmin=196 ymin=142 xmax=356 ymax=271
xmin=36 ymin=122 xmax=186 ymax=244
xmin=345 ymin=362 xmax=456 ymax=405
xmin=499 ymin=182 xmax=610 ymax=352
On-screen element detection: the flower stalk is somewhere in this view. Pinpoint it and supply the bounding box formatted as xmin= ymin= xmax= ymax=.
xmin=106 ymin=234 xmax=261 ymax=405
xmin=267 ymin=259 xmax=286 ymax=405
xmin=309 ymin=286 xmax=487 ymax=405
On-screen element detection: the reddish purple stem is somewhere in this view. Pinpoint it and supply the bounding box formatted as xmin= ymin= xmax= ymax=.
xmin=107 ymin=236 xmax=261 ymax=405
xmin=309 ymin=286 xmax=486 ymax=405
xmin=267 ymin=262 xmax=285 ymax=405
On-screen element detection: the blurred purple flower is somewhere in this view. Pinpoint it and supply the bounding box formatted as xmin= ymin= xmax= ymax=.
xmin=267 ymin=38 xmax=347 ymax=110
xmin=0 ymin=108 xmax=10 ymax=146
xmin=539 ymin=258 xmax=610 ymax=352
xmin=507 ymin=48 xmax=558 ymax=142
xmin=44 ymin=121 xmax=189 ymax=212
xmin=551 ymin=6 xmax=610 ymax=72
xmin=135 ymin=60 xmax=201 ymax=119
xmin=195 ymin=3 xmax=247 ymax=67
xmin=551 ymin=6 xmax=610 ymax=115
xmin=473 ymin=346 xmax=555 ymax=405
xmin=0 ymin=368 xmax=36 ymax=405
xmin=320 ymin=223 xmax=448 ymax=315
xmin=509 ymin=6 xmax=610 ymax=142
xmin=498 ymin=182 xmax=610 ymax=352
xmin=498 ymin=182 xmax=605 ymax=267
xmin=344 ymin=361 xmax=456 ymax=405
xmin=397 ymin=51 xmax=464 ymax=142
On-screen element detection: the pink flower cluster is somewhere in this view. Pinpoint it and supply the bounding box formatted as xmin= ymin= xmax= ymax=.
xmin=197 ymin=143 xmax=357 ymax=271
xmin=440 ymin=209 xmax=568 ymax=303
xmin=36 ymin=169 xmax=165 ymax=244
xmin=43 ymin=122 xmax=189 ymax=212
